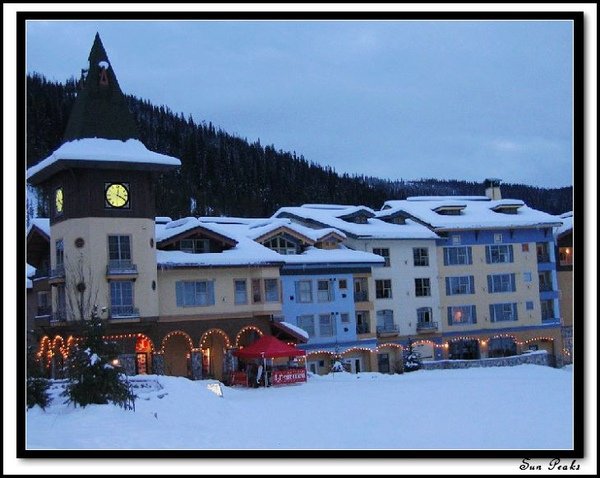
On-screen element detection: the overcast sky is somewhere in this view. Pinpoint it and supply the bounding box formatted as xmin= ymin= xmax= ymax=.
xmin=25 ymin=19 xmax=574 ymax=188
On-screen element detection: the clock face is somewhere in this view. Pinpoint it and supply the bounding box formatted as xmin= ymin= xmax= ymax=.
xmin=105 ymin=183 xmax=130 ymax=208
xmin=55 ymin=188 xmax=64 ymax=214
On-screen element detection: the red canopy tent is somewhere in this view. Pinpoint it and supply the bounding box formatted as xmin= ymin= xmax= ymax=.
xmin=233 ymin=335 xmax=306 ymax=359
xmin=232 ymin=335 xmax=306 ymax=386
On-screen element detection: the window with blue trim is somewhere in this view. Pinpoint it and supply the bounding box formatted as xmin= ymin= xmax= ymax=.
xmin=486 ymin=244 xmax=514 ymax=264
xmin=443 ymin=246 xmax=472 ymax=266
xmin=175 ymin=280 xmax=215 ymax=307
xmin=447 ymin=305 xmax=477 ymax=325
xmin=489 ymin=303 xmax=518 ymax=322
xmin=445 ymin=276 xmax=475 ymax=295
xmin=487 ymin=273 xmax=516 ymax=293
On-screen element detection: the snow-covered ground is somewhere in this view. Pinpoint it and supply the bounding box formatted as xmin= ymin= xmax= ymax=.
xmin=26 ymin=364 xmax=573 ymax=451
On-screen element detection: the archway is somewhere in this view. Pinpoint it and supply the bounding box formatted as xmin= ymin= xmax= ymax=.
xmin=161 ymin=331 xmax=193 ymax=377
xmin=413 ymin=340 xmax=436 ymax=362
xmin=200 ymin=329 xmax=231 ymax=381
xmin=376 ymin=344 xmax=403 ymax=373
xmin=235 ymin=326 xmax=264 ymax=348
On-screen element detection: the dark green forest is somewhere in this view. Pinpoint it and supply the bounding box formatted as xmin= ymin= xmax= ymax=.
xmin=26 ymin=74 xmax=573 ymax=219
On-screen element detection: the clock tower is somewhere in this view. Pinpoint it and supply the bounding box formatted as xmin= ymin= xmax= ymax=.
xmin=27 ymin=33 xmax=180 ymax=326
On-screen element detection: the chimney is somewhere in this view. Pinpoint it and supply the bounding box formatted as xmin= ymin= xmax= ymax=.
xmin=484 ymin=178 xmax=502 ymax=200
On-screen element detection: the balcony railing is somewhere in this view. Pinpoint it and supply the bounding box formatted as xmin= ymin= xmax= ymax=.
xmin=539 ymin=283 xmax=553 ymax=292
xmin=109 ymin=306 xmax=140 ymax=319
xmin=354 ymin=291 xmax=369 ymax=302
xmin=106 ymin=260 xmax=138 ymax=276
xmin=376 ymin=324 xmax=399 ymax=336
xmin=35 ymin=306 xmax=52 ymax=317
xmin=537 ymin=253 xmax=551 ymax=263
xmin=356 ymin=323 xmax=371 ymax=334
xmin=416 ymin=321 xmax=438 ymax=332
xmin=50 ymin=309 xmax=67 ymax=323
xmin=49 ymin=265 xmax=65 ymax=280
xmin=33 ymin=268 xmax=50 ymax=280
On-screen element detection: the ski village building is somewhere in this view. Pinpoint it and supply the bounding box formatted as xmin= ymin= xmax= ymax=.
xmin=26 ymin=35 xmax=571 ymax=383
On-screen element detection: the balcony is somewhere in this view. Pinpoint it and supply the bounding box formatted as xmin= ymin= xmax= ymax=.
xmin=50 ymin=309 xmax=67 ymax=324
xmin=537 ymin=253 xmax=551 ymax=263
xmin=376 ymin=324 xmax=399 ymax=337
xmin=35 ymin=306 xmax=52 ymax=318
xmin=33 ymin=268 xmax=49 ymax=280
xmin=356 ymin=322 xmax=371 ymax=334
xmin=416 ymin=321 xmax=439 ymax=333
xmin=354 ymin=291 xmax=369 ymax=303
xmin=539 ymin=283 xmax=553 ymax=292
xmin=48 ymin=265 xmax=66 ymax=284
xmin=109 ymin=306 xmax=140 ymax=320
xmin=106 ymin=260 xmax=138 ymax=279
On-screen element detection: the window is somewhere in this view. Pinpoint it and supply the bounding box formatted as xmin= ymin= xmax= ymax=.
xmin=538 ymin=272 xmax=553 ymax=292
xmin=494 ymin=233 xmax=503 ymax=244
xmin=541 ymin=300 xmax=554 ymax=321
xmin=415 ymin=278 xmax=431 ymax=297
xmin=234 ymin=279 xmax=247 ymax=304
xmin=523 ymin=272 xmax=533 ymax=283
xmin=413 ymin=247 xmax=429 ymax=267
xmin=341 ymin=313 xmax=350 ymax=323
xmin=526 ymin=301 xmax=534 ymax=310
xmin=180 ymin=238 xmax=209 ymax=254
xmin=295 ymin=280 xmax=313 ymax=303
xmin=443 ymin=246 xmax=472 ymax=266
xmin=487 ymin=273 xmax=516 ymax=293
xmin=558 ymin=247 xmax=573 ymax=266
xmin=445 ymin=276 xmax=474 ymax=295
xmin=373 ymin=248 xmax=390 ymax=267
xmin=264 ymin=279 xmax=280 ymax=302
xmin=339 ymin=279 xmax=348 ymax=290
xmin=298 ymin=315 xmax=315 ymax=337
xmin=55 ymin=239 xmax=64 ymax=269
xmin=319 ymin=314 xmax=334 ymax=337
xmin=110 ymin=281 xmax=135 ymax=315
xmin=447 ymin=305 xmax=477 ymax=325
xmin=265 ymin=236 xmax=297 ymax=255
xmin=376 ymin=309 xmax=395 ymax=333
xmin=356 ymin=311 xmax=370 ymax=334
xmin=489 ymin=303 xmax=518 ymax=322
xmin=251 ymin=279 xmax=262 ymax=303
xmin=486 ymin=244 xmax=514 ymax=264
xmin=354 ymin=278 xmax=369 ymax=302
xmin=108 ymin=235 xmax=132 ymax=268
xmin=536 ymin=243 xmax=550 ymax=262
xmin=375 ymin=279 xmax=393 ymax=299
xmin=488 ymin=337 xmax=517 ymax=358
xmin=176 ymin=281 xmax=215 ymax=307
xmin=36 ymin=291 xmax=51 ymax=316
xmin=522 ymin=243 xmax=530 ymax=252
xmin=417 ymin=307 xmax=433 ymax=324
xmin=317 ymin=280 xmax=333 ymax=302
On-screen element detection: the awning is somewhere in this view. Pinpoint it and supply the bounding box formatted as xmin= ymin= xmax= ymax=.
xmin=233 ymin=335 xmax=306 ymax=359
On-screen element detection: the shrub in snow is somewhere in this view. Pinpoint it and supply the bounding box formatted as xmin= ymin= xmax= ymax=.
xmin=403 ymin=338 xmax=421 ymax=373
xmin=27 ymin=347 xmax=51 ymax=410
xmin=62 ymin=306 xmax=135 ymax=409
xmin=330 ymin=360 xmax=345 ymax=373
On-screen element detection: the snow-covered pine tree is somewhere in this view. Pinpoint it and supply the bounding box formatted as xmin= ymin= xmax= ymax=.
xmin=403 ymin=338 xmax=422 ymax=373
xmin=27 ymin=346 xmax=51 ymax=410
xmin=62 ymin=306 xmax=135 ymax=409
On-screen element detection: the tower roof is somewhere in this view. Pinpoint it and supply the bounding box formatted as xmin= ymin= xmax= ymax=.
xmin=62 ymin=33 xmax=140 ymax=142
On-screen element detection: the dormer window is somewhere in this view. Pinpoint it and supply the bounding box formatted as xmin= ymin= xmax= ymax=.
xmin=353 ymin=215 xmax=368 ymax=224
xmin=491 ymin=204 xmax=522 ymax=215
xmin=264 ymin=236 xmax=298 ymax=255
xmin=433 ymin=205 xmax=465 ymax=216
xmin=180 ymin=238 xmax=209 ymax=254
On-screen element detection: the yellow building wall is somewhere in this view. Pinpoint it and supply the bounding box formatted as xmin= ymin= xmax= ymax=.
xmin=51 ymin=217 xmax=159 ymax=319
xmin=157 ymin=266 xmax=282 ymax=319
xmin=558 ymin=270 xmax=573 ymax=327
xmin=438 ymin=242 xmax=542 ymax=333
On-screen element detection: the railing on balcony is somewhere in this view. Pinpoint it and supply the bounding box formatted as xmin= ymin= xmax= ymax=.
xmin=109 ymin=306 xmax=140 ymax=319
xmin=35 ymin=306 xmax=52 ymax=318
xmin=541 ymin=312 xmax=556 ymax=322
xmin=416 ymin=321 xmax=438 ymax=332
xmin=537 ymin=253 xmax=551 ymax=263
xmin=33 ymin=268 xmax=50 ymax=280
xmin=376 ymin=324 xmax=399 ymax=335
xmin=106 ymin=260 xmax=138 ymax=275
xmin=49 ymin=265 xmax=65 ymax=280
xmin=354 ymin=291 xmax=369 ymax=302
xmin=50 ymin=309 xmax=67 ymax=323
xmin=539 ymin=283 xmax=553 ymax=292
xmin=356 ymin=322 xmax=371 ymax=334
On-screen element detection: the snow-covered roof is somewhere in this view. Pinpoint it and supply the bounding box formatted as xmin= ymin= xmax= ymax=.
xmin=555 ymin=211 xmax=573 ymax=238
xmin=27 ymin=217 xmax=50 ymax=238
xmin=156 ymin=217 xmax=238 ymax=245
xmin=276 ymin=321 xmax=310 ymax=341
xmin=380 ymin=198 xmax=562 ymax=231
xmin=27 ymin=138 xmax=181 ymax=183
xmin=26 ymin=263 xmax=36 ymax=289
xmin=273 ymin=205 xmax=439 ymax=240
xmin=280 ymin=245 xmax=385 ymax=266
xmin=245 ymin=218 xmax=346 ymax=243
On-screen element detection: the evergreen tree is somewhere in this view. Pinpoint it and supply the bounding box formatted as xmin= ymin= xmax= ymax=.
xmin=403 ymin=338 xmax=421 ymax=373
xmin=26 ymin=346 xmax=51 ymax=410
xmin=62 ymin=306 xmax=135 ymax=409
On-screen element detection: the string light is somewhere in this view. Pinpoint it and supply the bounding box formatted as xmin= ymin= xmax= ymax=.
xmin=235 ymin=326 xmax=263 ymax=347
xmin=160 ymin=331 xmax=194 ymax=354
xmin=200 ymin=328 xmax=231 ymax=349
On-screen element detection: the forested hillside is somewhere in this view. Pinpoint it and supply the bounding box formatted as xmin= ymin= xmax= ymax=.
xmin=26 ymin=74 xmax=573 ymax=219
